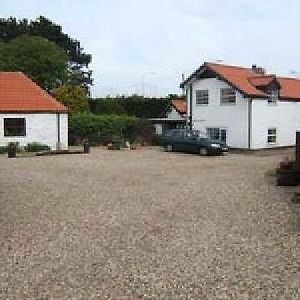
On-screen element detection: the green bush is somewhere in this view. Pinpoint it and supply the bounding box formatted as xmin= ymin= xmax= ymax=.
xmin=0 ymin=146 xmax=8 ymax=154
xmin=24 ymin=142 xmax=50 ymax=152
xmin=68 ymin=112 xmax=154 ymax=146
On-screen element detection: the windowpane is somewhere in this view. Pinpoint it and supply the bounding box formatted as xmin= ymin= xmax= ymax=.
xmin=4 ymin=118 xmax=26 ymax=137
xmin=220 ymin=88 xmax=236 ymax=104
xmin=207 ymin=128 xmax=227 ymax=143
xmin=196 ymin=90 xmax=209 ymax=105
xmin=267 ymin=128 xmax=276 ymax=143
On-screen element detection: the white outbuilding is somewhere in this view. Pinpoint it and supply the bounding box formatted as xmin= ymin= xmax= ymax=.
xmin=0 ymin=72 xmax=68 ymax=150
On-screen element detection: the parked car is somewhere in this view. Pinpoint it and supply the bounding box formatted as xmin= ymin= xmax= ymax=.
xmin=161 ymin=129 xmax=228 ymax=155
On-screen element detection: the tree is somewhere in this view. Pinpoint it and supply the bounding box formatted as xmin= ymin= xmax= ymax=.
xmin=0 ymin=35 xmax=68 ymax=91
xmin=53 ymin=85 xmax=89 ymax=113
xmin=0 ymin=16 xmax=93 ymax=93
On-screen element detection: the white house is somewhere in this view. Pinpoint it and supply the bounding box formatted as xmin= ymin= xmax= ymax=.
xmin=150 ymin=99 xmax=186 ymax=134
xmin=181 ymin=62 xmax=300 ymax=149
xmin=0 ymin=72 xmax=68 ymax=150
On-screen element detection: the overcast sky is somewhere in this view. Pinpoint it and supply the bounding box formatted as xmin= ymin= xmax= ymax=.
xmin=1 ymin=0 xmax=300 ymax=97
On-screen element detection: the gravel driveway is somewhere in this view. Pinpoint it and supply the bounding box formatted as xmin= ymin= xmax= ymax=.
xmin=0 ymin=148 xmax=299 ymax=299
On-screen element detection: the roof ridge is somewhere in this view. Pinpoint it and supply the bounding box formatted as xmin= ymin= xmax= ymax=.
xmin=277 ymin=76 xmax=300 ymax=81
xmin=206 ymin=61 xmax=254 ymax=71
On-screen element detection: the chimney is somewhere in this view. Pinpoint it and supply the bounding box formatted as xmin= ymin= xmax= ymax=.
xmin=252 ymin=64 xmax=266 ymax=75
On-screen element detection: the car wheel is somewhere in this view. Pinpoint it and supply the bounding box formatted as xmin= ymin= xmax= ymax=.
xmin=165 ymin=144 xmax=173 ymax=152
xmin=199 ymin=147 xmax=208 ymax=156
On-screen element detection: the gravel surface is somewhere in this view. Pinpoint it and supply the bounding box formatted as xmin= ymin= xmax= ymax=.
xmin=0 ymin=148 xmax=299 ymax=299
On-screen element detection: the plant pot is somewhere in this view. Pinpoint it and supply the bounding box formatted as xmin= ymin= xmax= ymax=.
xmin=7 ymin=142 xmax=17 ymax=158
xmin=277 ymin=170 xmax=300 ymax=186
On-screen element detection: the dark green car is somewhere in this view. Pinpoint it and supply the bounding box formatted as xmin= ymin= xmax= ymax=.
xmin=161 ymin=129 xmax=228 ymax=156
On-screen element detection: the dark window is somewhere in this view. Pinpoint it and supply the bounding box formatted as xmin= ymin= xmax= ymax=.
xmin=207 ymin=128 xmax=227 ymax=143
xmin=4 ymin=118 xmax=26 ymax=137
xmin=220 ymin=88 xmax=236 ymax=104
xmin=196 ymin=90 xmax=209 ymax=105
xmin=267 ymin=128 xmax=276 ymax=143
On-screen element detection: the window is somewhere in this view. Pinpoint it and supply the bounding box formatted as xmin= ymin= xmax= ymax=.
xmin=207 ymin=128 xmax=227 ymax=143
xmin=268 ymin=90 xmax=278 ymax=104
xmin=196 ymin=90 xmax=209 ymax=105
xmin=267 ymin=128 xmax=277 ymax=144
xmin=4 ymin=118 xmax=26 ymax=137
xmin=220 ymin=88 xmax=236 ymax=104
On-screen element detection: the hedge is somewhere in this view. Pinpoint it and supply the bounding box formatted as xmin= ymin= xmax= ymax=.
xmin=68 ymin=112 xmax=154 ymax=146
xmin=89 ymin=96 xmax=171 ymax=118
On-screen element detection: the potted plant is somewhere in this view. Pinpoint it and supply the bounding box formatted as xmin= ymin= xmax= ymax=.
xmin=7 ymin=142 xmax=18 ymax=158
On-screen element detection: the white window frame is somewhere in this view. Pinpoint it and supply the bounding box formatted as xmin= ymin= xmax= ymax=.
xmin=220 ymin=88 xmax=236 ymax=105
xmin=206 ymin=127 xmax=227 ymax=143
xmin=196 ymin=90 xmax=209 ymax=105
xmin=267 ymin=128 xmax=277 ymax=144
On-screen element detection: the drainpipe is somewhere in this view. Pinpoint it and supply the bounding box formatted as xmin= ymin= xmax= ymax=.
xmin=57 ymin=113 xmax=61 ymax=150
xmin=248 ymin=98 xmax=252 ymax=150
xmin=189 ymin=84 xmax=193 ymax=130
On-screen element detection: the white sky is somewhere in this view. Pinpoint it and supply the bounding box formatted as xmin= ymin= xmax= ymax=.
xmin=1 ymin=0 xmax=300 ymax=97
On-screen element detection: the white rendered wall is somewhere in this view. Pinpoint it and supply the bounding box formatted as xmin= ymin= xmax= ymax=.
xmin=166 ymin=107 xmax=185 ymax=121
xmin=186 ymin=78 xmax=249 ymax=148
xmin=251 ymin=100 xmax=300 ymax=149
xmin=0 ymin=113 xmax=68 ymax=150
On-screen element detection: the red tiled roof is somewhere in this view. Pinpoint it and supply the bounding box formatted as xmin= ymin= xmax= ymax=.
xmin=248 ymin=75 xmax=276 ymax=87
xmin=206 ymin=62 xmax=268 ymax=97
xmin=0 ymin=72 xmax=67 ymax=113
xmin=183 ymin=62 xmax=300 ymax=100
xmin=277 ymin=77 xmax=300 ymax=100
xmin=172 ymin=99 xmax=186 ymax=114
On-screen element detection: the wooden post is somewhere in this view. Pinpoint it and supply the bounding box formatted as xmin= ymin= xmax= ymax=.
xmin=296 ymin=131 xmax=300 ymax=170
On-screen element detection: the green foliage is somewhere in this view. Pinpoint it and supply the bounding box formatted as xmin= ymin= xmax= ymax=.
xmin=89 ymin=95 xmax=171 ymax=118
xmin=0 ymin=16 xmax=93 ymax=93
xmin=53 ymin=85 xmax=89 ymax=113
xmin=0 ymin=35 xmax=68 ymax=91
xmin=68 ymin=113 xmax=154 ymax=146
xmin=0 ymin=146 xmax=8 ymax=154
xmin=24 ymin=142 xmax=50 ymax=152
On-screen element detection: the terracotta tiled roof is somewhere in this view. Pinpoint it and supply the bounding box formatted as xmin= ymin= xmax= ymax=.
xmin=248 ymin=75 xmax=276 ymax=87
xmin=276 ymin=77 xmax=300 ymax=100
xmin=205 ymin=62 xmax=268 ymax=97
xmin=172 ymin=99 xmax=186 ymax=114
xmin=0 ymin=72 xmax=67 ymax=113
xmin=183 ymin=62 xmax=300 ymax=100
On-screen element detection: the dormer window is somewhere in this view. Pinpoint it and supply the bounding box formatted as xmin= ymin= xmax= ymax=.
xmin=268 ymin=90 xmax=278 ymax=104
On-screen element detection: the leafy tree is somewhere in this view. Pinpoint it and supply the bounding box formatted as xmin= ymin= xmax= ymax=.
xmin=0 ymin=35 xmax=68 ymax=91
xmin=0 ymin=16 xmax=93 ymax=93
xmin=53 ymin=85 xmax=89 ymax=113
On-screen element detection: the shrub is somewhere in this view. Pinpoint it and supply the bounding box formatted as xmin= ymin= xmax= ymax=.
xmin=0 ymin=146 xmax=8 ymax=154
xmin=68 ymin=112 xmax=154 ymax=146
xmin=24 ymin=142 xmax=50 ymax=152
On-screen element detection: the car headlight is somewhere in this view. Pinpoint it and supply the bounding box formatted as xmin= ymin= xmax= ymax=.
xmin=211 ymin=143 xmax=220 ymax=148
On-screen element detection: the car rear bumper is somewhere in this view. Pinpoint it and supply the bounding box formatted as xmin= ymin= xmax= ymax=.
xmin=208 ymin=147 xmax=228 ymax=155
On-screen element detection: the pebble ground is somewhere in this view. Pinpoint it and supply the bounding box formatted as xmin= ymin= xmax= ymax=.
xmin=0 ymin=148 xmax=299 ymax=299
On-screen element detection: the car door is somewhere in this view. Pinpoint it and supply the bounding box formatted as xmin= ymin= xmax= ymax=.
xmin=172 ymin=130 xmax=186 ymax=151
